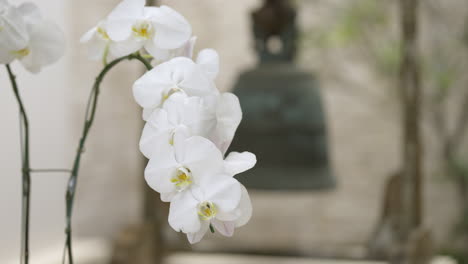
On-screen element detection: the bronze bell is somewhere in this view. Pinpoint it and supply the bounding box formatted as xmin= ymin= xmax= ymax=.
xmin=229 ymin=0 xmax=335 ymax=190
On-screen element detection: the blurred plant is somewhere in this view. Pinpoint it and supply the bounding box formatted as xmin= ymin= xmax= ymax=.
xmin=302 ymin=0 xmax=468 ymax=261
xmin=301 ymin=0 xmax=401 ymax=77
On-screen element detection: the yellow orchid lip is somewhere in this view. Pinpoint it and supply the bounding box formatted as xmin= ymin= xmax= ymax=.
xmin=198 ymin=201 xmax=217 ymax=221
xmin=171 ymin=167 xmax=192 ymax=190
xmin=132 ymin=20 xmax=154 ymax=40
xmin=11 ymin=48 xmax=30 ymax=59
xmin=97 ymin=27 xmax=110 ymax=40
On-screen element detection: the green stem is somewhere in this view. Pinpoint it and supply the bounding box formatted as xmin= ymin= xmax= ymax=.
xmin=63 ymin=53 xmax=152 ymax=264
xmin=6 ymin=64 xmax=31 ymax=264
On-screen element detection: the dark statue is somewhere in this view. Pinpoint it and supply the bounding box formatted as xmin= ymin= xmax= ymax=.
xmin=229 ymin=0 xmax=335 ymax=190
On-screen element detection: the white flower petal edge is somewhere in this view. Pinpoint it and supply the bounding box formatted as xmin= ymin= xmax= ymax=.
xmin=0 ymin=3 xmax=28 ymax=54
xmin=205 ymin=93 xmax=242 ymax=154
xmin=151 ymin=5 xmax=191 ymax=50
xmin=19 ymin=19 xmax=65 ymax=73
xmin=196 ymin=48 xmax=219 ymax=80
xmin=224 ymin=151 xmax=257 ymax=176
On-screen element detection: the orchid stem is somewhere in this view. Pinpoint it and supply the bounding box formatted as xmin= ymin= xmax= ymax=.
xmin=6 ymin=64 xmax=31 ymax=264
xmin=63 ymin=53 xmax=152 ymax=264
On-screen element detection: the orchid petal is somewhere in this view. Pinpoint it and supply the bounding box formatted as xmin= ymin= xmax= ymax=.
xmin=224 ymin=151 xmax=257 ymax=176
xmin=168 ymin=190 xmax=201 ymax=233
xmin=109 ymin=37 xmax=143 ymax=57
xmin=144 ymin=142 xmax=178 ymax=194
xmin=172 ymin=57 xmax=217 ymax=96
xmin=212 ymin=219 xmax=235 ymax=237
xmin=203 ymin=176 xmax=241 ymax=213
xmin=152 ymin=6 xmax=191 ymax=49
xmin=17 ymin=2 xmax=41 ymax=24
xmin=196 ymin=49 xmax=219 ymax=80
xmin=187 ymin=221 xmax=209 ymax=244
xmin=0 ymin=5 xmax=28 ymax=49
xmin=133 ymin=64 xmax=173 ymax=108
xmin=176 ymin=136 xmax=224 ymax=184
xmin=20 ymin=20 xmax=65 ymax=73
xmin=107 ymin=0 xmax=145 ymax=41
xmin=106 ymin=19 xmax=133 ymax=41
xmin=210 ymin=93 xmax=242 ymax=154
xmin=235 ymin=184 xmax=252 ymax=227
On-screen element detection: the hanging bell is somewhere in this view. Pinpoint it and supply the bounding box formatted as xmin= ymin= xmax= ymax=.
xmin=229 ymin=0 xmax=335 ymax=190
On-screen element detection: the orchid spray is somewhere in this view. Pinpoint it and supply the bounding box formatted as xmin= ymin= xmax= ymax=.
xmin=2 ymin=0 xmax=256 ymax=263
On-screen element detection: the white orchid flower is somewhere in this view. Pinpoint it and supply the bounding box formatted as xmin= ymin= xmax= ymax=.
xmin=183 ymin=151 xmax=256 ymax=244
xmin=167 ymin=145 xmax=256 ymax=244
xmin=105 ymin=0 xmax=191 ymax=59
xmin=139 ymin=93 xmax=211 ymax=158
xmin=145 ymin=135 xmax=231 ymax=202
xmin=133 ymin=56 xmax=218 ymax=119
xmin=0 ymin=2 xmax=64 ymax=73
xmin=168 ymin=174 xmax=242 ymax=237
xmin=184 ymin=184 xmax=252 ymax=244
xmin=183 ymin=151 xmax=257 ymax=243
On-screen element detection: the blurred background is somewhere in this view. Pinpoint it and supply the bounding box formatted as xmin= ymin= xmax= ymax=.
xmin=0 ymin=0 xmax=467 ymax=263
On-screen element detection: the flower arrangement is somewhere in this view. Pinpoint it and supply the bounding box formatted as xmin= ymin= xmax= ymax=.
xmin=1 ymin=0 xmax=256 ymax=263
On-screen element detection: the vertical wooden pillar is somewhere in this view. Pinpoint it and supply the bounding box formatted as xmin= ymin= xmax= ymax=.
xmin=396 ymin=0 xmax=433 ymax=263
xmin=400 ymin=0 xmax=422 ymax=234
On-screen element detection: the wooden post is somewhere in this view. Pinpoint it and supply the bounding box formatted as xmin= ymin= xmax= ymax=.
xmin=400 ymin=0 xmax=422 ymax=233
xmin=395 ymin=0 xmax=433 ymax=263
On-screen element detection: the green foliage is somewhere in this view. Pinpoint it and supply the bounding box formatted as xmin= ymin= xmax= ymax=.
xmin=374 ymin=40 xmax=402 ymax=76
xmin=322 ymin=0 xmax=387 ymax=47
xmin=421 ymin=51 xmax=458 ymax=103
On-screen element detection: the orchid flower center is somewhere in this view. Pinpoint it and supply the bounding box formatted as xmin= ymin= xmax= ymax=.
xmin=12 ymin=48 xmax=30 ymax=59
xmin=171 ymin=167 xmax=192 ymax=191
xmin=97 ymin=27 xmax=110 ymax=40
xmin=198 ymin=201 xmax=217 ymax=221
xmin=132 ymin=20 xmax=154 ymax=40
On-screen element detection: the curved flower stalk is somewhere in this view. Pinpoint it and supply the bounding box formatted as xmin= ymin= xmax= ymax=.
xmin=64 ymin=53 xmax=152 ymax=264
xmin=1 ymin=1 xmax=65 ymax=263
